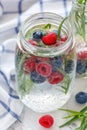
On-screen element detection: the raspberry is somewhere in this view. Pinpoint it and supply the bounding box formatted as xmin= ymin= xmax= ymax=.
xmin=39 ymin=115 xmax=54 ymax=128
xmin=28 ymin=39 xmax=37 ymax=46
xmin=48 ymin=71 xmax=64 ymax=84
xmin=24 ymin=58 xmax=36 ymax=72
xmin=78 ymin=51 xmax=87 ymax=60
xmin=42 ymin=32 xmax=57 ymax=45
xmin=36 ymin=62 xmax=52 ymax=77
xmin=75 ymin=92 xmax=87 ymax=104
xmin=60 ymin=35 xmax=67 ymax=42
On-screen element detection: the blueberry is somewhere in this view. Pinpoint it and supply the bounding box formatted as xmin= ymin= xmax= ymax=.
xmin=65 ymin=60 xmax=74 ymax=73
xmin=33 ymin=30 xmax=43 ymax=41
xmin=30 ymin=71 xmax=46 ymax=83
xmin=75 ymin=92 xmax=87 ymax=104
xmin=76 ymin=60 xmax=87 ymax=74
xmin=51 ymin=56 xmax=63 ymax=71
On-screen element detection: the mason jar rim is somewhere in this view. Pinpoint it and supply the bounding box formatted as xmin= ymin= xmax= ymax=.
xmin=19 ymin=12 xmax=73 ymax=57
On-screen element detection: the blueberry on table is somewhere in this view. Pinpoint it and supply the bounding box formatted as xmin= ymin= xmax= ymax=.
xmin=30 ymin=71 xmax=46 ymax=83
xmin=76 ymin=60 xmax=87 ymax=74
xmin=33 ymin=30 xmax=43 ymax=41
xmin=75 ymin=92 xmax=87 ymax=104
xmin=65 ymin=60 xmax=74 ymax=73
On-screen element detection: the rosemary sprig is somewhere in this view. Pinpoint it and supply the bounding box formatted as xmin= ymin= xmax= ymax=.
xmin=57 ymin=17 xmax=68 ymax=39
xmin=44 ymin=17 xmax=68 ymax=39
xmin=57 ymin=67 xmax=71 ymax=94
xmin=78 ymin=0 xmax=87 ymax=4
xmin=76 ymin=117 xmax=87 ymax=130
xmin=19 ymin=74 xmax=33 ymax=96
xmin=59 ymin=106 xmax=87 ymax=130
xmin=73 ymin=0 xmax=87 ymax=41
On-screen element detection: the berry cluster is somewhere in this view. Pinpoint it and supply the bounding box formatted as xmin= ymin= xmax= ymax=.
xmin=19 ymin=24 xmax=75 ymax=93
xmin=23 ymin=55 xmax=65 ymax=84
xmin=23 ymin=54 xmax=75 ymax=85
xmin=23 ymin=24 xmax=74 ymax=85
xmin=28 ymin=25 xmax=87 ymax=77
xmin=27 ymin=24 xmax=67 ymax=47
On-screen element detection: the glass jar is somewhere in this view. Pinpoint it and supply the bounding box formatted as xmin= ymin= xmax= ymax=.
xmin=15 ymin=12 xmax=76 ymax=113
xmin=69 ymin=0 xmax=87 ymax=77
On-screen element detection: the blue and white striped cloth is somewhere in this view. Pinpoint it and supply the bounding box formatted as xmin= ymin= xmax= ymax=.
xmin=0 ymin=0 xmax=72 ymax=130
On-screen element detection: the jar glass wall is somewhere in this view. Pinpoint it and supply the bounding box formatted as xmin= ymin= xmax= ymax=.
xmin=69 ymin=0 xmax=87 ymax=77
xmin=15 ymin=12 xmax=76 ymax=113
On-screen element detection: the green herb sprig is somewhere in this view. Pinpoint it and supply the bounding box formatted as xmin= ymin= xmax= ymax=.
xmin=78 ymin=0 xmax=87 ymax=4
xmin=57 ymin=17 xmax=68 ymax=39
xmin=59 ymin=106 xmax=87 ymax=130
xmin=57 ymin=68 xmax=71 ymax=94
xmin=44 ymin=17 xmax=68 ymax=40
xmin=44 ymin=23 xmax=51 ymax=29
xmin=73 ymin=0 xmax=87 ymax=41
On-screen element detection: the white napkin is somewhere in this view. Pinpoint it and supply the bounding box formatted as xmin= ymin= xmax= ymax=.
xmin=0 ymin=39 xmax=24 ymax=130
xmin=0 ymin=0 xmax=72 ymax=33
xmin=0 ymin=0 xmax=72 ymax=130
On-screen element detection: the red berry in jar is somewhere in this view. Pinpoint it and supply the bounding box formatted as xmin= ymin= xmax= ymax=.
xmin=42 ymin=32 xmax=57 ymax=45
xmin=36 ymin=62 xmax=52 ymax=77
xmin=60 ymin=36 xmax=67 ymax=42
xmin=28 ymin=39 xmax=38 ymax=46
xmin=24 ymin=58 xmax=36 ymax=72
xmin=77 ymin=50 xmax=87 ymax=60
xmin=48 ymin=71 xmax=64 ymax=84
xmin=39 ymin=115 xmax=54 ymax=128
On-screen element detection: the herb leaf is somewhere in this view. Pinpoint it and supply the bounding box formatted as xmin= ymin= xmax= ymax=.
xmin=78 ymin=0 xmax=86 ymax=4
xmin=59 ymin=106 xmax=87 ymax=130
xmin=19 ymin=74 xmax=33 ymax=96
xmin=58 ymin=68 xmax=71 ymax=94
xmin=60 ymin=116 xmax=77 ymax=128
xmin=44 ymin=23 xmax=51 ymax=29
xmin=57 ymin=17 xmax=68 ymax=39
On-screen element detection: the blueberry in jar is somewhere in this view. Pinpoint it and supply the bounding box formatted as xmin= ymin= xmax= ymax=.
xmin=51 ymin=56 xmax=63 ymax=71
xmin=76 ymin=60 xmax=87 ymax=74
xmin=30 ymin=71 xmax=46 ymax=83
xmin=33 ymin=30 xmax=43 ymax=41
xmin=65 ymin=60 xmax=74 ymax=73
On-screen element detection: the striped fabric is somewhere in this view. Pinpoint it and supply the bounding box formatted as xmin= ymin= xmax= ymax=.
xmin=0 ymin=0 xmax=72 ymax=130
